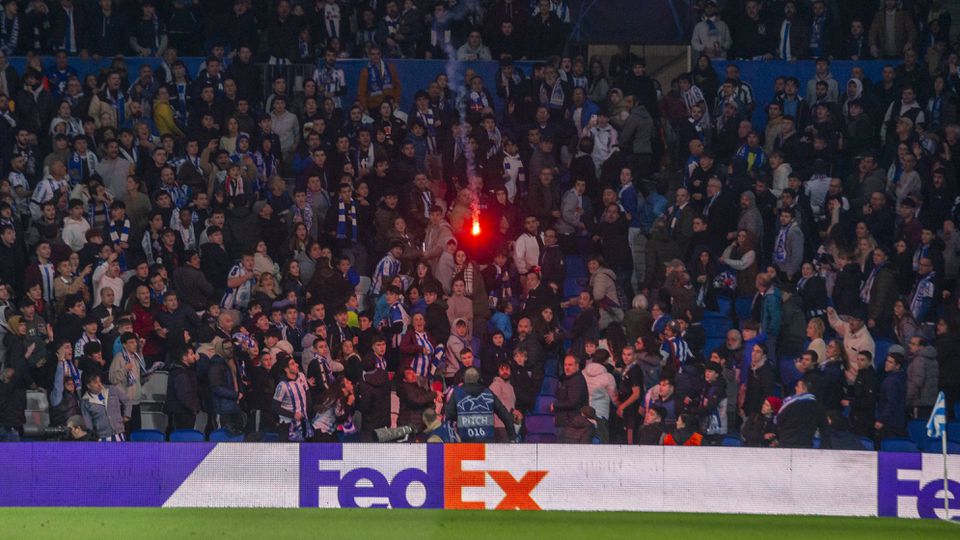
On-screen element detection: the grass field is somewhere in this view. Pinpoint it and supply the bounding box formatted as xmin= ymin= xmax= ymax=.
xmin=0 ymin=508 xmax=955 ymax=539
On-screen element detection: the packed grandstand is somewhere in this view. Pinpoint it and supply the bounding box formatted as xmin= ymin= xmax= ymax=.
xmin=0 ymin=0 xmax=956 ymax=457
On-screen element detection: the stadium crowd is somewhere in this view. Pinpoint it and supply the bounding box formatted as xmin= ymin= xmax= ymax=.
xmin=0 ymin=0 xmax=957 ymax=450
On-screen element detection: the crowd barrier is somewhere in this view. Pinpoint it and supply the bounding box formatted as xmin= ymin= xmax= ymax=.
xmin=0 ymin=442 xmax=956 ymax=519
xmin=712 ymin=59 xmax=896 ymax=130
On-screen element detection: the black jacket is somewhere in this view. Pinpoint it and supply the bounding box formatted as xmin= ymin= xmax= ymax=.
xmin=165 ymin=361 xmax=202 ymax=416
xmin=776 ymin=395 xmax=826 ymax=448
xmin=200 ymin=242 xmax=231 ymax=292
xmin=356 ymin=366 xmax=391 ymax=432
xmin=554 ymin=371 xmax=588 ymax=427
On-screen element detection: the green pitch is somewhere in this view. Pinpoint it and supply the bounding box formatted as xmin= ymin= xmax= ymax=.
xmin=1 ymin=508 xmax=954 ymax=539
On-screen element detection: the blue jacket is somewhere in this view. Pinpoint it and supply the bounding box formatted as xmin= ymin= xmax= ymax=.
xmin=639 ymin=192 xmax=667 ymax=233
xmin=618 ymin=183 xmax=642 ymax=228
xmin=877 ymin=369 xmax=907 ymax=432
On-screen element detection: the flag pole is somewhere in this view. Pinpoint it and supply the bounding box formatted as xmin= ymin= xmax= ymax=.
xmin=945 ymin=425 xmax=950 ymax=521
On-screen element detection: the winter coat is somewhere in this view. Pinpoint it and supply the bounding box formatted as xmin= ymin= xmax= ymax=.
xmin=165 ymin=361 xmax=202 ymax=416
xmin=355 ymin=367 xmax=391 ymax=432
xmin=906 ymin=345 xmax=939 ymax=408
xmin=554 ymin=371 xmax=588 ymax=427
xmin=207 ymin=354 xmax=241 ymax=415
xmin=582 ymin=362 xmax=616 ymax=420
xmin=877 ymin=369 xmax=907 ymax=436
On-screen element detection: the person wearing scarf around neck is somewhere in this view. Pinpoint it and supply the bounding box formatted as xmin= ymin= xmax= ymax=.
xmin=357 ymin=46 xmax=401 ymax=115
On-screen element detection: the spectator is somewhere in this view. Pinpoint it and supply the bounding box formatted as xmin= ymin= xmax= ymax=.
xmin=691 ymin=1 xmax=731 ymax=59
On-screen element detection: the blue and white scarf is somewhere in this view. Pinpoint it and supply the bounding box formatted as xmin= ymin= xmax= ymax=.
xmin=335 ymin=198 xmax=358 ymax=242
xmin=412 ymin=331 xmax=442 ymax=378
xmin=774 ymin=223 xmax=792 ymax=264
xmin=860 ymin=262 xmax=886 ymax=304
xmin=366 ymin=60 xmax=393 ymax=96
xmin=776 ymin=392 xmax=816 ymax=421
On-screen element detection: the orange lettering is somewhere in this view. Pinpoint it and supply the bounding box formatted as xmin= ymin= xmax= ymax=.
xmin=444 ymin=444 xmax=486 ymax=509
xmin=487 ymin=470 xmax=547 ymax=510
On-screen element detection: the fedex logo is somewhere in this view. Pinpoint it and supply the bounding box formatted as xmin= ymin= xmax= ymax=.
xmin=299 ymin=444 xmax=547 ymax=510
xmin=878 ymin=453 xmax=960 ymax=520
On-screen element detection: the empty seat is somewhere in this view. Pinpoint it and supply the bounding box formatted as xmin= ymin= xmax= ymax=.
xmin=140 ymin=371 xmax=169 ymax=402
xmin=948 ymin=422 xmax=960 ymax=443
xmin=169 ymin=429 xmax=205 ymax=442
xmin=141 ymin=411 xmax=168 ymax=433
xmin=873 ymin=340 xmax=893 ymax=371
xmin=525 ymin=414 xmax=555 ymax=435
xmin=540 ymin=376 xmax=559 ymax=396
xmin=722 ymin=435 xmax=742 ymax=447
xmin=260 ymin=432 xmax=280 ymax=442
xmin=702 ymin=316 xmax=732 ymax=339
xmin=922 ymin=438 xmax=960 ymax=454
xmin=907 ymin=419 xmax=928 ymax=445
xmin=534 ymin=395 xmax=555 ymax=415
xmin=734 ymin=296 xmax=753 ymax=321
xmin=860 ymin=437 xmax=875 ymax=451
xmin=209 ymin=428 xmax=245 ymax=442
xmin=525 ymin=433 xmax=557 ymax=444
xmin=130 ymin=429 xmax=165 ymax=442
xmin=880 ymin=438 xmax=919 ymax=453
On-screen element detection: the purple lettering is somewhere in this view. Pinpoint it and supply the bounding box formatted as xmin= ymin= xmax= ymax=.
xmin=340 ymin=468 xmax=390 ymax=508
xmin=877 ymin=453 xmax=922 ymax=517
xmin=917 ymin=479 xmax=960 ymax=520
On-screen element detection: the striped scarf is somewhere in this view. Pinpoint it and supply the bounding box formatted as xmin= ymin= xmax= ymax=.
xmin=412 ymin=331 xmax=440 ymax=378
xmin=335 ymin=198 xmax=358 ymax=242
xmin=860 ymin=262 xmax=885 ymax=304
xmin=389 ymin=302 xmax=409 ymax=349
xmin=121 ymin=349 xmax=145 ymax=385
xmin=87 ymin=200 xmax=110 ymax=229
xmin=773 ymin=223 xmax=792 ymax=263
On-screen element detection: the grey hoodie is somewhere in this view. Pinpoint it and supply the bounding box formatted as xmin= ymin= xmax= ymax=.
xmin=906 ymin=345 xmax=939 ymax=408
xmin=582 ymin=362 xmax=617 ymax=420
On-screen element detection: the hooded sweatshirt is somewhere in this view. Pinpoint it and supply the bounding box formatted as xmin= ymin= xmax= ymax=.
xmin=582 ymin=362 xmax=617 ymax=420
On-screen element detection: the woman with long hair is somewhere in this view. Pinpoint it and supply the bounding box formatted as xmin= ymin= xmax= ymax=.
xmin=892 ymin=299 xmax=922 ymax=346
xmin=719 ymin=229 xmax=759 ymax=296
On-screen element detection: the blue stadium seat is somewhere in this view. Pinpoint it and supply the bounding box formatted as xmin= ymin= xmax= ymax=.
xmin=955 ymin=402 xmax=960 ymax=420
xmin=591 ymin=436 xmax=601 ymax=444
xmin=525 ymin=433 xmax=557 ymax=444
xmin=260 ymin=432 xmax=280 ymax=442
xmin=860 ymin=437 xmax=875 ymax=451
xmin=880 ymin=438 xmax=919 ymax=453
xmin=734 ymin=296 xmax=753 ymax=321
xmin=169 ymin=429 xmax=205 ymax=442
xmin=715 ymin=296 xmax=732 ymax=317
xmin=702 ymin=315 xmax=732 ymax=339
xmin=722 ymin=435 xmax=742 ymax=447
xmin=948 ymin=422 xmax=960 ymax=443
xmin=907 ymin=419 xmax=929 ymax=445
xmin=873 ymin=339 xmax=893 ymax=371
xmin=525 ymin=414 xmax=555 ymax=435
xmin=534 ymin=395 xmax=555 ymax=415
xmin=702 ymin=338 xmax=724 ymax=357
xmin=540 ymin=376 xmax=559 ymax=396
xmin=923 ymin=438 xmax=960 ymax=454
xmin=812 ymin=437 xmax=821 ymax=449
xmin=209 ymin=428 xmax=245 ymax=442
xmin=543 ymin=356 xmax=559 ymax=378
xmin=130 ymin=429 xmax=165 ymax=442
xmin=778 ymin=357 xmax=801 ymax=389
xmin=563 ymin=277 xmax=584 ymax=298
xmin=565 ymin=256 xmax=587 ymax=279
